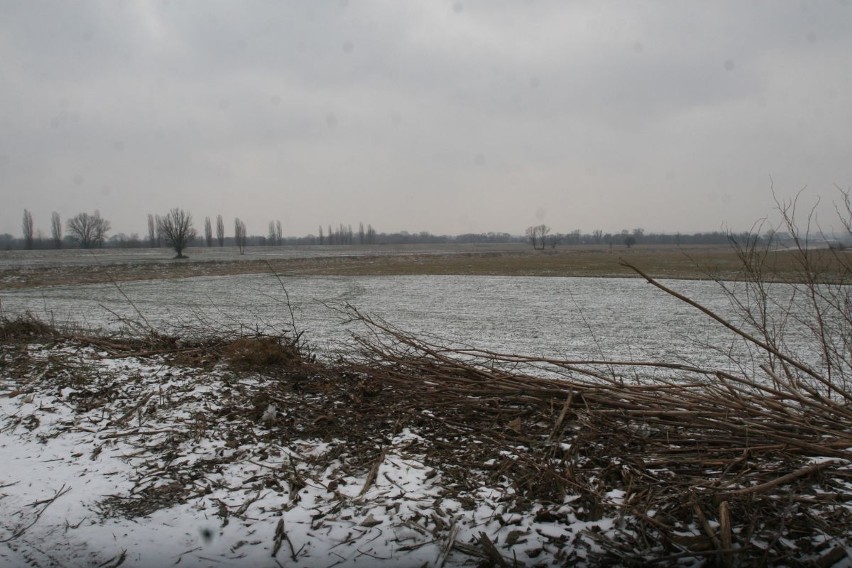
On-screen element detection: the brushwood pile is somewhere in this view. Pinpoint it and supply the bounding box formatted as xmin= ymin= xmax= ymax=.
xmin=1 ymin=312 xmax=850 ymax=567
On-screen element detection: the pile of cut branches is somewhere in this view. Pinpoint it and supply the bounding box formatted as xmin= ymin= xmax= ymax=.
xmin=341 ymin=302 xmax=851 ymax=566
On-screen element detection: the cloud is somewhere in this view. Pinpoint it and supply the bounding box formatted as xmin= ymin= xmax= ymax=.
xmin=1 ymin=0 xmax=850 ymax=237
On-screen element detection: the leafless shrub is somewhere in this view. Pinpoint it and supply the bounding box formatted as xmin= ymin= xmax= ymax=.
xmin=222 ymin=336 xmax=302 ymax=370
xmin=0 ymin=313 xmax=55 ymax=340
xmin=711 ymin=186 xmax=852 ymax=399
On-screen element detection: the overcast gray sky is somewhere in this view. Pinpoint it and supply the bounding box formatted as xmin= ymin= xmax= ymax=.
xmin=1 ymin=0 xmax=850 ymax=238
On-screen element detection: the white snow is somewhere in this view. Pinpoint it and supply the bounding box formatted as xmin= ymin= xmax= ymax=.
xmin=0 ymin=341 xmax=625 ymax=566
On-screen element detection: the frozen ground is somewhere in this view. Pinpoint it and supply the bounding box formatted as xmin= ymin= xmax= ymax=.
xmin=0 ymin=274 xmax=744 ymax=362
xmin=0 ymin=341 xmax=624 ymax=567
xmin=0 ymin=273 xmax=820 ymax=373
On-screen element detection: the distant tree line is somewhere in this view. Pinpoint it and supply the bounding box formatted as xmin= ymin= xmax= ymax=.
xmin=7 ymin=208 xmax=842 ymax=252
xmin=525 ymin=225 xmax=781 ymax=250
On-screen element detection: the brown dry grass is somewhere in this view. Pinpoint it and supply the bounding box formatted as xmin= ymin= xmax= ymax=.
xmin=2 ymin=244 xmax=847 ymax=289
xmin=0 ymin=312 xmax=56 ymax=339
xmin=222 ymin=336 xmax=302 ymax=370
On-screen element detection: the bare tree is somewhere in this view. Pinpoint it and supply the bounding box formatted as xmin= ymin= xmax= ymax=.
xmin=147 ymin=214 xmax=156 ymax=247
xmin=155 ymin=215 xmax=164 ymax=247
xmin=158 ymin=208 xmax=197 ymax=258
xmin=525 ymin=224 xmax=550 ymax=250
xmin=318 ymin=225 xmax=324 ymax=245
xmin=276 ymin=220 xmax=282 ymax=245
xmin=51 ymin=212 xmax=62 ymax=248
xmin=525 ymin=226 xmax=536 ymax=249
xmin=216 ymin=214 xmax=225 ymax=247
xmin=234 ymin=217 xmax=247 ymax=254
xmin=268 ymin=221 xmax=276 ymax=245
xmin=22 ymin=209 xmax=34 ymax=250
xmin=67 ymin=211 xmax=110 ymax=248
xmin=631 ymin=228 xmax=644 ymax=244
xmin=204 ymin=216 xmax=213 ymax=247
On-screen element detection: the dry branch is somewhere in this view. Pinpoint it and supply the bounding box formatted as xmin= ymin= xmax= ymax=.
xmin=721 ymin=460 xmax=840 ymax=497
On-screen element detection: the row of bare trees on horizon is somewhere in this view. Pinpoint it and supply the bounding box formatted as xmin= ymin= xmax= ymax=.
xmin=12 ymin=208 xmax=384 ymax=257
xmin=17 ymin=208 xmax=212 ymax=256
xmin=20 ymin=209 xmax=111 ymax=250
xmin=13 ymin=193 xmax=852 ymax=254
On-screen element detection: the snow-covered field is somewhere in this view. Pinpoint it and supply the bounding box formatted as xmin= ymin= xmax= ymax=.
xmin=1 ymin=273 xmax=766 ymax=369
